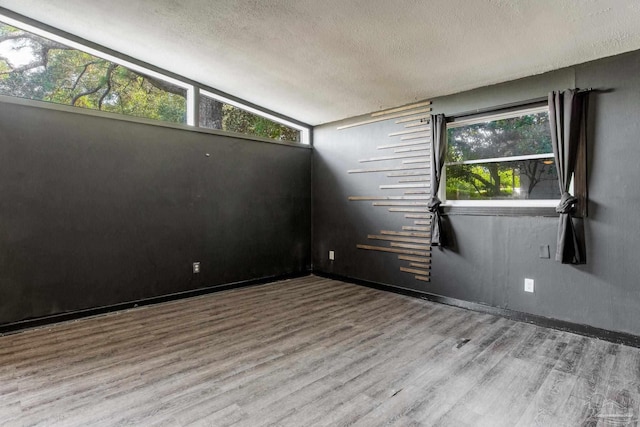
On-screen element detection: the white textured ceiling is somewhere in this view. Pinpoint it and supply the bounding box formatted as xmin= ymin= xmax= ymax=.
xmin=1 ymin=0 xmax=640 ymax=125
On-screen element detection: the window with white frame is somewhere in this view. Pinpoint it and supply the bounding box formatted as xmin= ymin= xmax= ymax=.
xmin=443 ymin=105 xmax=561 ymax=206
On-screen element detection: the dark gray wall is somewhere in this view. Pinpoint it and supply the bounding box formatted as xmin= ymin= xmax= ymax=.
xmin=313 ymin=50 xmax=640 ymax=336
xmin=0 ymin=103 xmax=311 ymax=325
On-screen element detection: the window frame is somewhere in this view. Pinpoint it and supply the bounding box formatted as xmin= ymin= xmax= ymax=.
xmin=440 ymin=102 xmax=578 ymax=216
xmin=0 ymin=11 xmax=311 ymax=146
xmin=200 ymin=90 xmax=310 ymax=145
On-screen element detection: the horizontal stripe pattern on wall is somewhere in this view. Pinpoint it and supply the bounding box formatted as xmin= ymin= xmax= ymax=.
xmin=346 ymin=100 xmax=434 ymax=282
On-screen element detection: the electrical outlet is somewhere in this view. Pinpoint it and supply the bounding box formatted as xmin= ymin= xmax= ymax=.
xmin=329 ymin=250 xmax=335 ymax=261
xmin=524 ymin=278 xmax=534 ymax=293
xmin=193 ymin=262 xmax=200 ymax=274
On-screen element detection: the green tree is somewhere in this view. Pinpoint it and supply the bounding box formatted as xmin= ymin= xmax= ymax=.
xmin=0 ymin=24 xmax=187 ymax=123
xmin=0 ymin=22 xmax=299 ymax=141
xmin=446 ymin=112 xmax=555 ymax=199
xmin=223 ymin=105 xmax=299 ymax=142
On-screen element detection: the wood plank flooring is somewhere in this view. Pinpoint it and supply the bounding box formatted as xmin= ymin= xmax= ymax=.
xmin=1 ymin=275 xmax=639 ymax=426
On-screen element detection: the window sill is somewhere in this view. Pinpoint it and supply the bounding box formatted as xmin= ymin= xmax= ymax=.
xmin=442 ymin=205 xmax=559 ymax=217
xmin=0 ymin=95 xmax=312 ymax=149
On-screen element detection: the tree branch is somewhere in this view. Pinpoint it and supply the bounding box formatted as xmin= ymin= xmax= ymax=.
xmin=72 ymin=85 xmax=103 ymax=105
xmin=0 ymin=32 xmax=72 ymax=75
xmin=1 ymin=30 xmax=186 ymax=102
xmin=469 ymin=180 xmax=483 ymax=194
xmin=72 ymin=61 xmax=101 ymax=90
xmin=464 ymin=170 xmax=494 ymax=190
xmin=98 ymin=63 xmax=117 ymax=109
xmin=144 ymin=75 xmax=185 ymax=96
xmin=0 ymin=31 xmax=69 ymax=50
xmin=0 ymin=59 xmax=45 ymax=75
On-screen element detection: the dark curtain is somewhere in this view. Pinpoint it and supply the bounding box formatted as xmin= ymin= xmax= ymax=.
xmin=548 ymin=89 xmax=586 ymax=264
xmin=428 ymin=114 xmax=447 ymax=246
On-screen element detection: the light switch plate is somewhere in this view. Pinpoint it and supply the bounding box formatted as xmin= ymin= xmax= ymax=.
xmin=539 ymin=245 xmax=550 ymax=259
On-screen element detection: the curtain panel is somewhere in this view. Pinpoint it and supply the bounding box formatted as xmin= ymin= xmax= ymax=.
xmin=428 ymin=114 xmax=447 ymax=246
xmin=548 ymin=89 xmax=587 ymax=264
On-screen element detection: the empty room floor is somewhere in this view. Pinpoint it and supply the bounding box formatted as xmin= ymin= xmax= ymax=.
xmin=1 ymin=275 xmax=638 ymax=426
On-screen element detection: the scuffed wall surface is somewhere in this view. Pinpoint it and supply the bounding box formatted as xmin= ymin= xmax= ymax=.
xmin=0 ymin=104 xmax=311 ymax=325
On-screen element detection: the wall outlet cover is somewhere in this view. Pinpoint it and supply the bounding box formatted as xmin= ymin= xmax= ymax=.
xmin=329 ymin=250 xmax=335 ymax=261
xmin=193 ymin=262 xmax=200 ymax=274
xmin=524 ymin=278 xmax=534 ymax=293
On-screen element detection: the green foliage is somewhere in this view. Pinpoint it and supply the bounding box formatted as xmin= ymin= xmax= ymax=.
xmin=0 ymin=23 xmax=187 ymax=123
xmin=447 ymin=113 xmax=551 ymax=162
xmin=222 ymin=105 xmax=299 ymax=142
xmin=0 ymin=22 xmax=299 ymax=140
xmin=446 ymin=164 xmax=519 ymax=199
xmin=0 ymin=25 xmax=186 ymax=123
xmin=446 ymin=112 xmax=554 ymax=199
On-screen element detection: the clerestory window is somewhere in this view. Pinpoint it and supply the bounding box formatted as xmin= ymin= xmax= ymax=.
xmin=0 ymin=14 xmax=310 ymax=144
xmin=0 ymin=21 xmax=190 ymax=124
xmin=199 ymin=92 xmax=301 ymax=143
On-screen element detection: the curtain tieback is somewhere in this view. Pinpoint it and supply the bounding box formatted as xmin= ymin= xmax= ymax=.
xmin=556 ymin=192 xmax=578 ymax=214
xmin=427 ymin=196 xmax=442 ymax=213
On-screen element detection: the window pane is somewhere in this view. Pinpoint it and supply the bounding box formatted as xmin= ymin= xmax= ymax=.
xmin=199 ymin=94 xmax=300 ymax=142
xmin=446 ymin=159 xmax=560 ymax=200
xmin=447 ymin=112 xmax=551 ymax=162
xmin=0 ymin=22 xmax=187 ymax=123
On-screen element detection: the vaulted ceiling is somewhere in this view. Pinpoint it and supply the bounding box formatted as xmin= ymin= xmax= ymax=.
xmin=1 ymin=0 xmax=640 ymax=125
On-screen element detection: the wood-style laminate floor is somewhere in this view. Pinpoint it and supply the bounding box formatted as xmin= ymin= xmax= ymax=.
xmin=1 ymin=275 xmax=639 ymax=426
